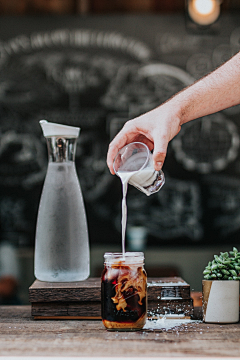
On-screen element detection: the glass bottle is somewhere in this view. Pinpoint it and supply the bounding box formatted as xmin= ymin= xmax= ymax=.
xmin=34 ymin=120 xmax=89 ymax=282
xmin=101 ymin=252 xmax=147 ymax=331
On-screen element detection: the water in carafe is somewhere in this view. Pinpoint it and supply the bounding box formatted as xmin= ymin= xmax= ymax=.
xmin=34 ymin=120 xmax=90 ymax=282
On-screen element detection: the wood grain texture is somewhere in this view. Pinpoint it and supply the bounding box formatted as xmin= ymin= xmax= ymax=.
xmin=29 ymin=277 xmax=191 ymax=302
xmin=31 ymin=299 xmax=193 ymax=318
xmin=0 ymin=306 xmax=240 ymax=357
xmin=29 ymin=278 xmax=101 ymax=302
xmin=29 ymin=277 xmax=193 ymax=318
xmin=31 ymin=301 xmax=101 ymax=317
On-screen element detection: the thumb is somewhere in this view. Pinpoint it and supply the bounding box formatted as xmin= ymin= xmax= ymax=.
xmin=152 ymin=134 xmax=168 ymax=171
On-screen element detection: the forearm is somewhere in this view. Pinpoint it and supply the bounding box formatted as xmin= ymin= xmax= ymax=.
xmin=168 ymin=51 xmax=240 ymax=125
xmin=107 ymin=51 xmax=240 ymax=173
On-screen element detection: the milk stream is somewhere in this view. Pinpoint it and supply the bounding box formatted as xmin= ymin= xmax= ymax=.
xmin=118 ymin=169 xmax=154 ymax=256
xmin=118 ymin=172 xmax=133 ymax=257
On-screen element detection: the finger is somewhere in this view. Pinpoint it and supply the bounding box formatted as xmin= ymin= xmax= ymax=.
xmin=107 ymin=134 xmax=153 ymax=174
xmin=136 ymin=135 xmax=154 ymax=152
xmin=107 ymin=119 xmax=154 ymax=174
xmin=107 ymin=144 xmax=121 ymax=175
xmin=113 ymin=152 xmax=122 ymax=173
xmin=107 ymin=132 xmax=130 ymax=174
xmin=152 ymin=132 xmax=168 ymax=171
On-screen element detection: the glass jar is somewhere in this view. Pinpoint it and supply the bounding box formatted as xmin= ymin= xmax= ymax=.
xmin=101 ymin=252 xmax=147 ymax=331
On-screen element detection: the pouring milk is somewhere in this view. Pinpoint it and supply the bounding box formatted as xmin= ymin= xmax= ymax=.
xmin=114 ymin=143 xmax=165 ymax=256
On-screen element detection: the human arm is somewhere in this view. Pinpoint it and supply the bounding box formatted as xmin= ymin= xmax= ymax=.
xmin=107 ymin=51 xmax=240 ymax=174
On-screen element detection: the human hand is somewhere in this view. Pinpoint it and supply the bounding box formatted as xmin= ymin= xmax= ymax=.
xmin=107 ymin=104 xmax=182 ymax=174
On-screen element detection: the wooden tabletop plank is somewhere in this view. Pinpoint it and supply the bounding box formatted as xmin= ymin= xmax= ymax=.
xmin=0 ymin=306 xmax=240 ymax=357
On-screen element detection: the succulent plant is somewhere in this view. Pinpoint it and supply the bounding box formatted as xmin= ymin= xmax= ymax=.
xmin=203 ymin=247 xmax=240 ymax=280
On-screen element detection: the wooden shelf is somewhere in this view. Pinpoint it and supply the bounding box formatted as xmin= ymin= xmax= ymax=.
xmin=29 ymin=277 xmax=193 ymax=319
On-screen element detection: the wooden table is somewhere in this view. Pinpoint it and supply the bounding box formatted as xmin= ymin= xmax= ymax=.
xmin=0 ymin=306 xmax=240 ymax=358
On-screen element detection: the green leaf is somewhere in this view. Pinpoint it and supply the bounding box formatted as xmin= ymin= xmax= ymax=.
xmin=221 ymin=269 xmax=230 ymax=275
xmin=204 ymin=274 xmax=211 ymax=280
xmin=223 ymin=260 xmax=231 ymax=265
xmin=230 ymin=270 xmax=237 ymax=276
xmin=221 ymin=252 xmax=229 ymax=258
xmin=217 ymin=264 xmax=226 ymax=269
xmin=203 ymin=269 xmax=211 ymax=275
xmin=214 ymin=255 xmax=224 ymax=264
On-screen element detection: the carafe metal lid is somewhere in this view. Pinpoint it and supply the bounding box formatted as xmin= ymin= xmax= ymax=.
xmin=39 ymin=120 xmax=80 ymax=138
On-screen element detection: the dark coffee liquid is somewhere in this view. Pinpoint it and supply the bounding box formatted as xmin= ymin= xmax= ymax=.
xmin=101 ymin=263 xmax=147 ymax=327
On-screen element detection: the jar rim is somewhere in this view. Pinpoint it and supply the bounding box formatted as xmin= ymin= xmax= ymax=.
xmin=104 ymin=252 xmax=144 ymax=264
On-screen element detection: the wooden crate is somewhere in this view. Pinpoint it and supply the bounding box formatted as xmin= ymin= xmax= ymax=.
xmin=29 ymin=277 xmax=193 ymax=319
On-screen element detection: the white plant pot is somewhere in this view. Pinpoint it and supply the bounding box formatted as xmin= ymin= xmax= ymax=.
xmin=202 ymin=280 xmax=239 ymax=323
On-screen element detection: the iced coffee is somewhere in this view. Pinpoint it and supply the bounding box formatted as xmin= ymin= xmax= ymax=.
xmin=101 ymin=252 xmax=147 ymax=331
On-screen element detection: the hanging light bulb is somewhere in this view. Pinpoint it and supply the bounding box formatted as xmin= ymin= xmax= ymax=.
xmin=195 ymin=0 xmax=215 ymax=15
xmin=188 ymin=0 xmax=221 ymax=26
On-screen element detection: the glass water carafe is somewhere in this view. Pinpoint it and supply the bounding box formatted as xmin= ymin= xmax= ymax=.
xmin=34 ymin=120 xmax=90 ymax=282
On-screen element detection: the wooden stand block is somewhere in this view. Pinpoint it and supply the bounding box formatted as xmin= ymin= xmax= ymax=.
xmin=29 ymin=277 xmax=193 ymax=319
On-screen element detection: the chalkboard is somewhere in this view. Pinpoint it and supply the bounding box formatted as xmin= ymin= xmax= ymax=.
xmin=0 ymin=14 xmax=240 ymax=247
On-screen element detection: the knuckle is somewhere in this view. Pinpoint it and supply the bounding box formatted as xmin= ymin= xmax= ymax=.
xmin=154 ymin=150 xmax=166 ymax=160
xmin=155 ymin=151 xmax=166 ymax=157
xmin=122 ymin=122 xmax=131 ymax=131
xmin=108 ymin=142 xmax=114 ymax=149
xmin=123 ymin=119 xmax=135 ymax=129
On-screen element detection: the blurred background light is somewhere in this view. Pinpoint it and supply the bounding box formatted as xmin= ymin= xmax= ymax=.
xmin=188 ymin=0 xmax=222 ymax=26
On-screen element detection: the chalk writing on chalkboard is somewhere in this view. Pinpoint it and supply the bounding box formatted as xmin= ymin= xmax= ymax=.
xmin=172 ymin=114 xmax=240 ymax=174
xmin=114 ymin=176 xmax=203 ymax=242
xmin=0 ymin=19 xmax=240 ymax=246
xmin=203 ymin=175 xmax=240 ymax=237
